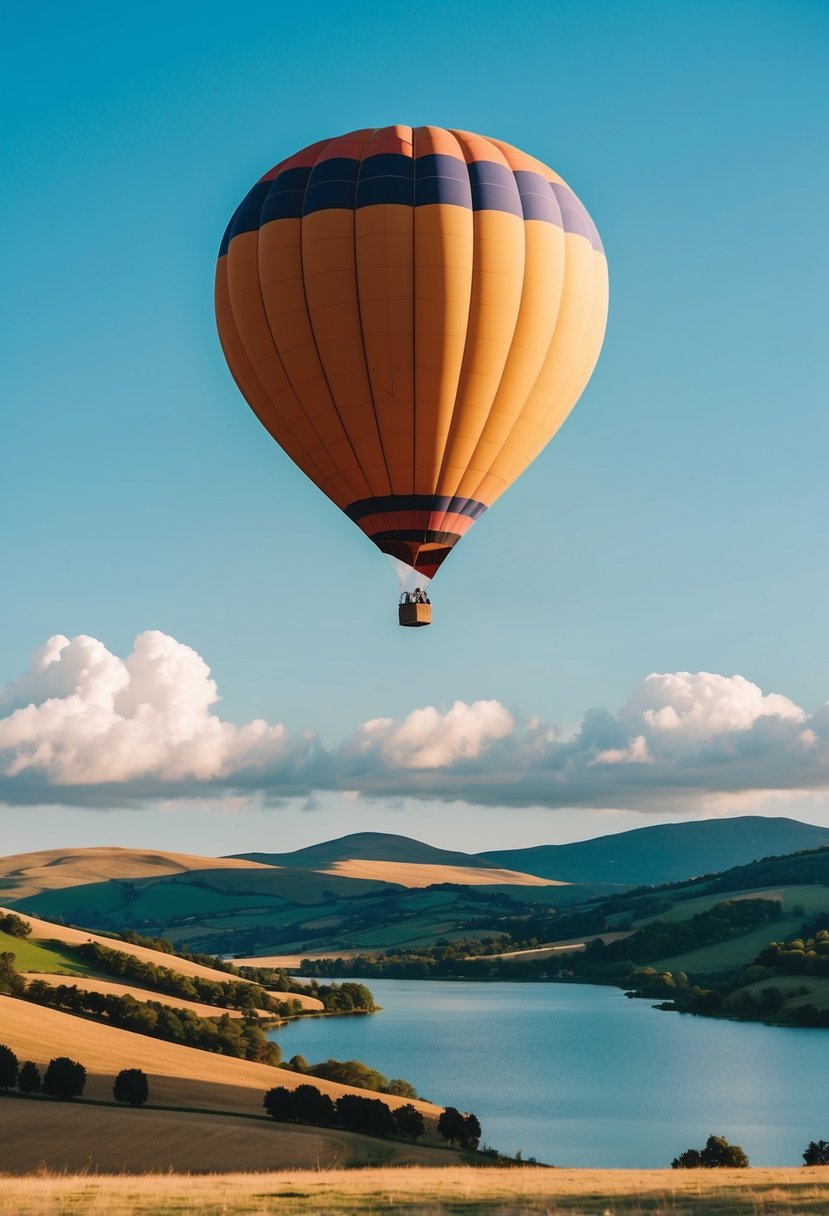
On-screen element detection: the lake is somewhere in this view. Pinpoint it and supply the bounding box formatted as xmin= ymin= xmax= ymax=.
xmin=269 ymin=979 xmax=829 ymax=1167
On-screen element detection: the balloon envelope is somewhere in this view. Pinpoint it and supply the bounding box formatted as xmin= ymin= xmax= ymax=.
xmin=216 ymin=125 xmax=608 ymax=580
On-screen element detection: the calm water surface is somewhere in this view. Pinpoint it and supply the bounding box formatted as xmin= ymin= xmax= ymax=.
xmin=269 ymin=979 xmax=829 ymax=1167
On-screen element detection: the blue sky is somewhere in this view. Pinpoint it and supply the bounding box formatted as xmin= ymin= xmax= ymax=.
xmin=2 ymin=1 xmax=828 ymax=856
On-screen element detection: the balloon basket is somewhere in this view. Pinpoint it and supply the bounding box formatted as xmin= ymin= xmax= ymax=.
xmin=398 ymin=602 xmax=432 ymax=628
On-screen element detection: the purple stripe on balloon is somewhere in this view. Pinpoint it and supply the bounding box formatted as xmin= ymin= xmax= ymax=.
xmin=550 ymin=182 xmax=604 ymax=253
xmin=513 ymin=170 xmax=563 ymax=225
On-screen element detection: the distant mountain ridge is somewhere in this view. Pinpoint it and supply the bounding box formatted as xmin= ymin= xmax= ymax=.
xmin=231 ymin=832 xmax=499 ymax=872
xmin=480 ymin=816 xmax=829 ymax=887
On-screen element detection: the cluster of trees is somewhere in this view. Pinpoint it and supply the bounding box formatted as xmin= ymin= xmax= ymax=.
xmin=757 ymin=930 xmax=829 ymax=978
xmin=1 ymin=1042 xmax=150 ymax=1106
xmin=282 ymin=1054 xmax=418 ymax=1098
xmin=437 ymin=1106 xmax=481 ymax=1150
xmin=0 ymin=912 xmax=32 ymax=939
xmin=20 ymin=978 xmax=282 ymax=1064
xmin=1 ymin=1046 xmax=86 ymax=1101
xmin=672 ymin=1135 xmax=749 ymax=1168
xmin=263 ymin=1083 xmax=425 ymax=1140
xmin=72 ymin=942 xmax=287 ymax=1014
xmin=671 ymin=1133 xmax=829 ymax=1168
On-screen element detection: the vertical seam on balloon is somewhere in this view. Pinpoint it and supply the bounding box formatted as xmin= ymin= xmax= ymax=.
xmin=462 ymin=178 xmax=567 ymax=511
xmin=419 ymin=128 xmax=475 ymax=570
xmin=411 ymin=126 xmax=418 ymax=535
xmin=245 ymin=156 xmax=355 ymax=501
xmin=429 ymin=132 xmax=519 ymax=541
xmin=467 ymin=203 xmax=600 ymax=510
xmin=352 ymin=129 xmax=399 ymax=528
xmin=297 ymin=138 xmax=372 ymax=502
xmin=220 ymin=249 xmax=330 ymax=493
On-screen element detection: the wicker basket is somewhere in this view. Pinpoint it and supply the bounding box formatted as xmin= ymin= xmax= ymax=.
xmin=398 ymin=602 xmax=432 ymax=628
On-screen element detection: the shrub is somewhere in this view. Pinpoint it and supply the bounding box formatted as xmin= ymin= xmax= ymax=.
xmin=0 ymin=1044 xmax=19 ymax=1091
xmin=672 ymin=1135 xmax=749 ymax=1168
xmin=42 ymin=1057 xmax=86 ymax=1101
xmin=113 ymin=1068 xmax=149 ymax=1107
xmin=803 ymin=1139 xmax=829 ymax=1166
xmin=17 ymin=1061 xmax=41 ymax=1095
xmin=0 ymin=912 xmax=31 ymax=938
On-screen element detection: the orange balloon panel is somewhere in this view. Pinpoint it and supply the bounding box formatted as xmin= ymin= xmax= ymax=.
xmin=215 ymin=125 xmax=607 ymax=579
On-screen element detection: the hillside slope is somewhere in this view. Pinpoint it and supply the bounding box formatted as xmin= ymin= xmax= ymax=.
xmin=232 ymin=832 xmax=499 ymax=870
xmin=482 ymin=817 xmax=829 ymax=886
xmin=0 ymin=847 xmax=270 ymax=902
xmin=0 ymin=996 xmax=441 ymax=1118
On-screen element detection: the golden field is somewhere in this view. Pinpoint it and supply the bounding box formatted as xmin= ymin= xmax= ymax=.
xmin=0 ymin=1166 xmax=827 ymax=1215
xmin=0 ymin=846 xmax=271 ymax=901
xmin=0 ymin=996 xmax=441 ymax=1120
xmin=316 ymin=858 xmax=560 ymax=888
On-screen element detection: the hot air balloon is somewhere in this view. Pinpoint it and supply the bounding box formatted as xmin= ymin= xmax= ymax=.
xmin=215 ymin=126 xmax=608 ymax=626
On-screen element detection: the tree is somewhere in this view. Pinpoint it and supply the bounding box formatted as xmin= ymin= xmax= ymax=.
xmin=383 ymin=1078 xmax=418 ymax=1098
xmin=460 ymin=1112 xmax=481 ymax=1151
xmin=17 ymin=1061 xmax=41 ymax=1095
xmin=113 ymin=1068 xmax=149 ymax=1107
xmin=437 ymin=1106 xmax=467 ymax=1146
xmin=672 ymin=1135 xmax=749 ymax=1169
xmin=42 ymin=1057 xmax=86 ymax=1101
xmin=0 ymin=912 xmax=31 ymax=938
xmin=803 ymin=1140 xmax=829 ymax=1166
xmin=392 ymin=1103 xmax=424 ymax=1141
xmin=292 ymin=1084 xmax=336 ymax=1127
xmin=263 ymin=1086 xmax=296 ymax=1122
xmin=0 ymin=952 xmax=25 ymax=997
xmin=0 ymin=1044 xmax=18 ymax=1092
xmin=672 ymin=1148 xmax=703 ymax=1169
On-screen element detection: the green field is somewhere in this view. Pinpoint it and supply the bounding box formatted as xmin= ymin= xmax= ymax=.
xmin=725 ymin=974 xmax=829 ymax=1016
xmin=630 ymin=883 xmax=829 ymax=930
xmin=0 ymin=930 xmax=105 ymax=976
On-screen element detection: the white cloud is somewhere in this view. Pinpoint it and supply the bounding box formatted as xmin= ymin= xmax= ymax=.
xmin=359 ymin=700 xmax=514 ymax=769
xmin=620 ymin=671 xmax=803 ymax=742
xmin=2 ymin=632 xmax=829 ymax=815
xmin=0 ymin=632 xmax=288 ymax=785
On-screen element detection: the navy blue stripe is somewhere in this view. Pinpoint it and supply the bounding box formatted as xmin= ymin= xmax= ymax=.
xmin=415 ymin=153 xmax=472 ymax=208
xmin=303 ymin=157 xmax=360 ymax=215
xmin=223 ymin=159 xmax=604 ymax=252
xmin=356 ymin=152 xmax=413 ymax=208
xmin=345 ymin=494 xmax=488 ymax=522
xmin=261 ymin=166 xmax=312 ymax=223
xmin=219 ymin=180 xmax=271 ymax=253
xmin=468 ymin=161 xmax=523 ymax=218
xmin=370 ymin=529 xmax=462 ymax=546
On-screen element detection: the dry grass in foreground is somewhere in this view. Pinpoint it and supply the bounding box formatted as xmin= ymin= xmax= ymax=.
xmin=1 ymin=1166 xmax=827 ymax=1215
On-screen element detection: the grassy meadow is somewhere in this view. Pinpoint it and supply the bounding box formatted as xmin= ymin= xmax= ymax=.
xmin=1 ymin=1167 xmax=827 ymax=1215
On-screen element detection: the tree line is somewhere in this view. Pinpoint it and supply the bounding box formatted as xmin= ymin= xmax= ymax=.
xmin=0 ymin=1043 xmax=148 ymax=1105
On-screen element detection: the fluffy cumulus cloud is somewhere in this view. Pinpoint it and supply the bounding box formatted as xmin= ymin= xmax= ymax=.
xmin=1 ymin=631 xmax=829 ymax=813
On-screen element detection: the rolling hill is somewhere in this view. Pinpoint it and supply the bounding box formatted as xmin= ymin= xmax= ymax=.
xmin=481 ymin=816 xmax=829 ymax=886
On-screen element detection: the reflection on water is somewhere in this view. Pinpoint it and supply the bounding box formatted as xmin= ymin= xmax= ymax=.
xmin=269 ymin=979 xmax=829 ymax=1167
